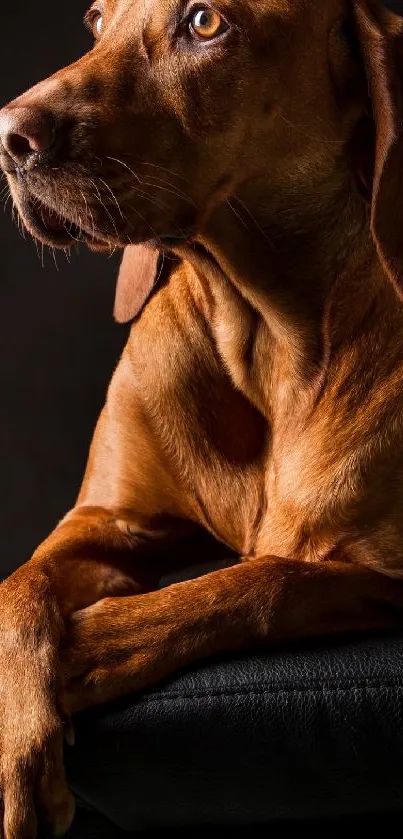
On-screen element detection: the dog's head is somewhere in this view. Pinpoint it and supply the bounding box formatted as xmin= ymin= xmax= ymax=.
xmin=0 ymin=0 xmax=402 ymax=319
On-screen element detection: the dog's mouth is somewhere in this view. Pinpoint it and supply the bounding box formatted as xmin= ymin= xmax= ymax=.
xmin=14 ymin=186 xmax=196 ymax=253
xmin=19 ymin=191 xmax=113 ymax=251
xmin=4 ymin=163 xmax=199 ymax=253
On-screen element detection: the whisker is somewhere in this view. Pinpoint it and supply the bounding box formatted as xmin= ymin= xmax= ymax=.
xmin=141 ymin=177 xmax=196 ymax=207
xmin=128 ymin=187 xmax=189 ymax=239
xmin=86 ymin=176 xmax=121 ymax=240
xmin=96 ymin=176 xmax=124 ymax=219
xmin=278 ymin=113 xmax=344 ymax=146
xmin=51 ymin=247 xmax=60 ymax=272
xmin=32 ymin=236 xmax=42 ymax=266
xmin=233 ymin=195 xmax=274 ymax=248
xmin=125 ymin=202 xmax=160 ymax=241
xmin=226 ymin=199 xmax=251 ymax=233
xmin=155 ymin=251 xmax=165 ymax=287
xmin=80 ymin=189 xmax=96 ymax=241
xmin=106 ymin=156 xmax=195 ymax=207
xmin=106 ymin=156 xmax=141 ymax=184
xmin=12 ymin=204 xmax=26 ymax=241
xmin=123 ymin=157 xmax=192 ymax=186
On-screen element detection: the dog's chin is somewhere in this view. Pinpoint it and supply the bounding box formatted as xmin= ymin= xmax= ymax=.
xmin=6 ymin=174 xmax=199 ymax=253
xmin=16 ymin=193 xmax=196 ymax=253
xmin=16 ymin=191 xmax=116 ymax=252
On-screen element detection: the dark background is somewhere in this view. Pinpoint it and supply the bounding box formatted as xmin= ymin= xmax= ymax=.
xmin=0 ymin=2 xmax=128 ymax=577
xmin=0 ymin=1 xmax=402 ymax=578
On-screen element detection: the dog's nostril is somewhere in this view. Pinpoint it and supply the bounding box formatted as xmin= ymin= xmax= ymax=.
xmin=0 ymin=106 xmax=56 ymax=168
xmin=7 ymin=133 xmax=33 ymax=160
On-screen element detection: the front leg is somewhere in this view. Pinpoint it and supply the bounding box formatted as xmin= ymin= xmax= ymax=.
xmin=0 ymin=505 xmax=193 ymax=839
xmin=62 ymin=556 xmax=403 ymax=714
xmin=0 ymin=340 xmax=210 ymax=839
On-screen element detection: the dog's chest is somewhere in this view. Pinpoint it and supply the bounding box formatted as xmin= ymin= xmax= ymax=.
xmin=133 ymin=278 xmax=336 ymax=555
xmin=133 ymin=269 xmax=403 ymax=561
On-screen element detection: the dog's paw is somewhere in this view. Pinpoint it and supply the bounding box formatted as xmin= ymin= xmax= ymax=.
xmin=0 ymin=637 xmax=75 ymax=838
xmin=0 ymin=715 xmax=75 ymax=839
xmin=60 ymin=599 xmax=127 ymax=712
xmin=60 ymin=594 xmax=176 ymax=712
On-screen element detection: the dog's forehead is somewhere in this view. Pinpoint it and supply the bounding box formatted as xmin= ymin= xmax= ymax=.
xmin=99 ymin=0 xmax=343 ymax=53
xmin=103 ymin=0 xmax=313 ymax=26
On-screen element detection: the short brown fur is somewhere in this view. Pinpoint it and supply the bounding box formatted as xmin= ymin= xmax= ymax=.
xmin=1 ymin=0 xmax=403 ymax=836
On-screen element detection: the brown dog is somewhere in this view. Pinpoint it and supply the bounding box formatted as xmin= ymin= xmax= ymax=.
xmin=1 ymin=0 xmax=403 ymax=835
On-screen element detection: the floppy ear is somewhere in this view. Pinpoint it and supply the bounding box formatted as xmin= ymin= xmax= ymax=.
xmin=354 ymin=0 xmax=403 ymax=295
xmin=114 ymin=245 xmax=159 ymax=323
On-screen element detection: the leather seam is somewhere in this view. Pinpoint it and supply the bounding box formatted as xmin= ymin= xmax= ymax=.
xmin=139 ymin=683 xmax=403 ymax=702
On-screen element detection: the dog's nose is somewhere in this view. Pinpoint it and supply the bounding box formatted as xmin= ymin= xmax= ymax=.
xmin=0 ymin=106 xmax=55 ymax=169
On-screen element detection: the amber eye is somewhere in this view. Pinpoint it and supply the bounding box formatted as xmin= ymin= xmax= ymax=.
xmin=84 ymin=8 xmax=103 ymax=40
xmin=93 ymin=14 xmax=103 ymax=38
xmin=190 ymin=7 xmax=227 ymax=40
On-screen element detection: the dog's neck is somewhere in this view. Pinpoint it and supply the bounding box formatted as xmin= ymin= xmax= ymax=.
xmin=199 ymin=180 xmax=370 ymax=315
xmin=180 ymin=181 xmax=403 ymax=419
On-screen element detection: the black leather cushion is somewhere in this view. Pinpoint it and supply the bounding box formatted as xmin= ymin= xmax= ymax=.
xmin=66 ymin=633 xmax=403 ymax=833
